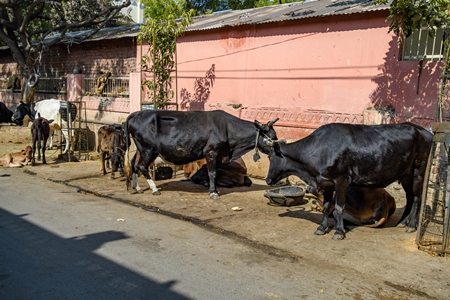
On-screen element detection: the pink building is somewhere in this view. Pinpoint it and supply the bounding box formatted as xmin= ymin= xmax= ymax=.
xmin=1 ymin=1 xmax=443 ymax=175
xmin=160 ymin=1 xmax=440 ymax=142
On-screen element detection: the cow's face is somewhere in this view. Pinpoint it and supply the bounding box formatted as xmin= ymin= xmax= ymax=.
xmin=12 ymin=101 xmax=31 ymax=125
xmin=23 ymin=146 xmax=32 ymax=161
xmin=266 ymin=146 xmax=286 ymax=186
xmin=254 ymin=118 xmax=281 ymax=155
xmin=110 ymin=150 xmax=124 ymax=173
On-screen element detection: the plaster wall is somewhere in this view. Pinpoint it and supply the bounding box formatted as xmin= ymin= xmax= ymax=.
xmin=168 ymin=12 xmax=440 ymax=140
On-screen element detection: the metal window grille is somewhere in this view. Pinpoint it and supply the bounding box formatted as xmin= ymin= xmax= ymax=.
xmin=84 ymin=77 xmax=130 ymax=98
xmin=401 ymin=27 xmax=445 ymax=61
xmin=0 ymin=76 xmax=66 ymax=94
xmin=36 ymin=77 xmax=67 ymax=94
xmin=0 ymin=78 xmax=8 ymax=90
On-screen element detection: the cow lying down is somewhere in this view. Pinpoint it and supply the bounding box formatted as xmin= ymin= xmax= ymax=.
xmin=0 ymin=146 xmax=32 ymax=167
xmin=311 ymin=186 xmax=396 ymax=228
xmin=189 ymin=157 xmax=252 ymax=188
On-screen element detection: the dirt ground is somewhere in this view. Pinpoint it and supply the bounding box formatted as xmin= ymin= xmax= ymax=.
xmin=2 ymin=124 xmax=450 ymax=299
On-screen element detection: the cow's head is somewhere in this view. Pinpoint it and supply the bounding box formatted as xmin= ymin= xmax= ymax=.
xmin=265 ymin=145 xmax=287 ymax=186
xmin=12 ymin=101 xmax=33 ymax=125
xmin=253 ymin=117 xmax=284 ymax=160
xmin=23 ymin=145 xmax=33 ymax=161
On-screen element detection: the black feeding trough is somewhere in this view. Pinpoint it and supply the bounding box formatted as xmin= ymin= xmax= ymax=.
xmin=264 ymin=184 xmax=307 ymax=207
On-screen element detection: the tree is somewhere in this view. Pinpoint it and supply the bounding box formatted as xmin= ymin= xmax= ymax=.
xmin=139 ymin=0 xmax=193 ymax=109
xmin=0 ymin=0 xmax=131 ymax=103
xmin=373 ymin=0 xmax=450 ymax=38
xmin=184 ymin=0 xmax=297 ymax=15
xmin=374 ymin=0 xmax=450 ymax=122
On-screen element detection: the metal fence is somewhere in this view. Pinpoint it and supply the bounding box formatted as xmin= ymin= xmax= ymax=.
xmin=36 ymin=77 xmax=66 ymax=94
xmin=0 ymin=76 xmax=66 ymax=94
xmin=84 ymin=76 xmax=129 ymax=98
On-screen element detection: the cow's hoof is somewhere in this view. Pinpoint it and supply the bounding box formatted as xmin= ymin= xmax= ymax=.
xmin=332 ymin=233 xmax=345 ymax=240
xmin=136 ymin=189 xmax=144 ymax=194
xmin=406 ymin=227 xmax=417 ymax=233
xmin=210 ymin=192 xmax=220 ymax=200
xmin=314 ymin=229 xmax=326 ymax=235
xmin=152 ymin=190 xmax=161 ymax=196
xmin=396 ymin=222 xmax=407 ymax=228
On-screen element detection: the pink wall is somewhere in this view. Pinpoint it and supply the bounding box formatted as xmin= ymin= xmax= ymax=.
xmin=163 ymin=11 xmax=439 ymax=140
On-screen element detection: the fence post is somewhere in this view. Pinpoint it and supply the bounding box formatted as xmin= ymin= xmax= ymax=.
xmin=67 ymin=74 xmax=84 ymax=101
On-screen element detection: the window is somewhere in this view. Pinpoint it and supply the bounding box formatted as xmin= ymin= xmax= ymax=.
xmin=401 ymin=27 xmax=445 ymax=61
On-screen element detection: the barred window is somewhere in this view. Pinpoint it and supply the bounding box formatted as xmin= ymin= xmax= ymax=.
xmin=401 ymin=27 xmax=445 ymax=61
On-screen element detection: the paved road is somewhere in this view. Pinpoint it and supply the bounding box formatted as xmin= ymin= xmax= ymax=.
xmin=0 ymin=168 xmax=333 ymax=300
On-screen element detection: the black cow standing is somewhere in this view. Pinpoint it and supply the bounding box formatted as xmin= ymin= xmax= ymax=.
xmin=124 ymin=109 xmax=281 ymax=200
xmin=265 ymin=122 xmax=433 ymax=240
xmin=31 ymin=115 xmax=51 ymax=165
xmin=0 ymin=102 xmax=14 ymax=124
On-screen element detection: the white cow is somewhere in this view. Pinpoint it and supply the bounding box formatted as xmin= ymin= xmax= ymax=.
xmin=12 ymin=99 xmax=77 ymax=154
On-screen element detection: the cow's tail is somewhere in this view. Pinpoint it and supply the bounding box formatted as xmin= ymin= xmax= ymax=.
xmin=365 ymin=217 xmax=387 ymax=228
xmin=123 ymin=119 xmax=132 ymax=191
xmin=37 ymin=121 xmax=42 ymax=157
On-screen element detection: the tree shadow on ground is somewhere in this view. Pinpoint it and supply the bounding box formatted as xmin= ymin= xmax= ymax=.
xmin=0 ymin=208 xmax=191 ymax=299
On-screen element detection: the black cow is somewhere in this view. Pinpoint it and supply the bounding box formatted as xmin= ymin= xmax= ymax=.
xmin=12 ymin=99 xmax=77 ymax=154
xmin=30 ymin=115 xmax=51 ymax=165
xmin=123 ymin=109 xmax=281 ymax=200
xmin=265 ymin=122 xmax=433 ymax=240
xmin=0 ymin=102 xmax=14 ymax=124
xmin=190 ymin=157 xmax=252 ymax=188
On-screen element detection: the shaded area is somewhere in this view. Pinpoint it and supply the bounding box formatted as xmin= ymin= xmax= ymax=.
xmin=0 ymin=208 xmax=190 ymax=300
xmin=369 ymin=36 xmax=440 ymax=126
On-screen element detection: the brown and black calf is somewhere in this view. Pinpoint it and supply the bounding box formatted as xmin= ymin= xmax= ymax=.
xmin=0 ymin=146 xmax=32 ymax=167
xmin=31 ymin=116 xmax=50 ymax=165
xmin=312 ymin=186 xmax=396 ymax=228
xmin=97 ymin=124 xmax=126 ymax=179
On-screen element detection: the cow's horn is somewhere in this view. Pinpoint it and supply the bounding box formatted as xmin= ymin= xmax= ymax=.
xmin=268 ymin=117 xmax=279 ymax=127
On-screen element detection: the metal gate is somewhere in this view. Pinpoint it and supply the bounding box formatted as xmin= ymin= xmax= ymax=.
xmin=416 ymin=31 xmax=450 ymax=255
xmin=416 ymin=123 xmax=450 ymax=255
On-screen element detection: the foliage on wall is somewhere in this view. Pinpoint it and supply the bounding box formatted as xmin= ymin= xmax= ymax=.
xmin=180 ymin=64 xmax=216 ymax=111
xmin=138 ymin=0 xmax=193 ymax=109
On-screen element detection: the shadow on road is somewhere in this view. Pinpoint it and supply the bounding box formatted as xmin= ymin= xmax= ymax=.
xmin=0 ymin=208 xmax=191 ymax=299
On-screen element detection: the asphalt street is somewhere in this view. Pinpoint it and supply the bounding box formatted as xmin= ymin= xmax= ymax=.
xmin=1 ymin=168 xmax=330 ymax=300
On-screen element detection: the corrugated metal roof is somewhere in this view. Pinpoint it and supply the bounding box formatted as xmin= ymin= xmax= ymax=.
xmin=0 ymin=0 xmax=391 ymax=51
xmin=48 ymin=25 xmax=140 ymax=44
xmin=59 ymin=0 xmax=391 ymax=40
xmin=187 ymin=0 xmax=391 ymax=32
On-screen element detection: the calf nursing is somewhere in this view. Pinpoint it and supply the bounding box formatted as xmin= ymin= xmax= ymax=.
xmin=266 ymin=122 xmax=433 ymax=240
xmin=312 ymin=186 xmax=396 ymax=228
